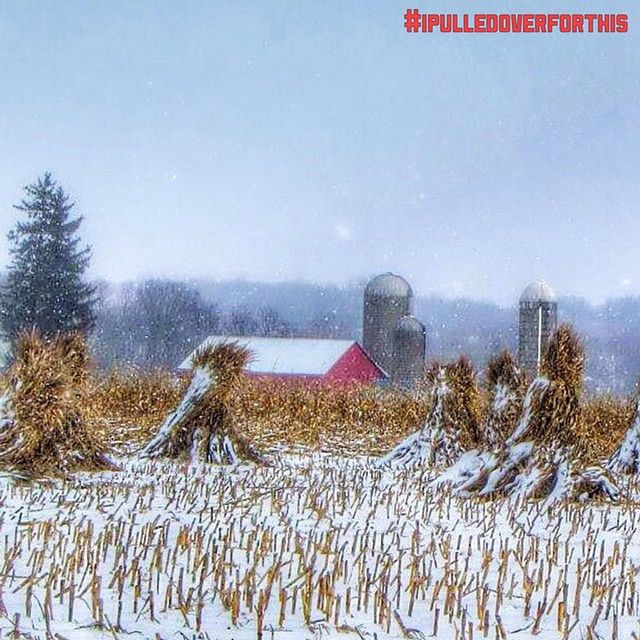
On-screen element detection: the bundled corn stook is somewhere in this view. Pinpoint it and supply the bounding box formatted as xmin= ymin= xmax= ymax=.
xmin=437 ymin=325 xmax=620 ymax=503
xmin=141 ymin=342 xmax=266 ymax=465
xmin=483 ymin=350 xmax=525 ymax=448
xmin=378 ymin=357 xmax=481 ymax=468
xmin=607 ymin=391 xmax=640 ymax=474
xmin=0 ymin=330 xmax=116 ymax=479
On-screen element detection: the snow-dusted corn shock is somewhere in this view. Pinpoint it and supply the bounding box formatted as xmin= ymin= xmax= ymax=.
xmin=0 ymin=456 xmax=640 ymax=639
xmin=378 ymin=359 xmax=481 ymax=469
xmin=140 ymin=342 xmax=265 ymax=466
xmin=608 ymin=398 xmax=640 ymax=474
xmin=0 ymin=331 xmax=115 ymax=479
xmin=432 ymin=326 xmax=620 ymax=503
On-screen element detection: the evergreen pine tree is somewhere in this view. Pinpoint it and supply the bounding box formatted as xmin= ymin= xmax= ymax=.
xmin=1 ymin=173 xmax=97 ymax=342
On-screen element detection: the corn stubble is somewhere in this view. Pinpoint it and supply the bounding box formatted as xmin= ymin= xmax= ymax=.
xmin=0 ymin=329 xmax=639 ymax=636
xmin=2 ymin=456 xmax=640 ymax=638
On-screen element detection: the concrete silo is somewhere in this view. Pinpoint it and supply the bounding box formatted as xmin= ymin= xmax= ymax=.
xmin=392 ymin=315 xmax=426 ymax=388
xmin=518 ymin=280 xmax=558 ymax=377
xmin=363 ymin=273 xmax=413 ymax=377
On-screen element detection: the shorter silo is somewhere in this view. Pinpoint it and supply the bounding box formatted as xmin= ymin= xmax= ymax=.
xmin=363 ymin=273 xmax=413 ymax=376
xmin=392 ymin=315 xmax=426 ymax=388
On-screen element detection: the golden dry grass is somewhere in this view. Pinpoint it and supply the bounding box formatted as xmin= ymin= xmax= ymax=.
xmin=90 ymin=367 xmax=185 ymax=448
xmin=232 ymin=380 xmax=429 ymax=456
xmin=579 ymin=393 xmax=634 ymax=462
xmin=91 ymin=371 xmax=633 ymax=463
xmin=91 ymin=372 xmax=429 ymax=457
xmin=84 ymin=327 xmax=634 ymax=464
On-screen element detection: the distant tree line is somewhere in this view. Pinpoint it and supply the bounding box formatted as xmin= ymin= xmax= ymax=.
xmin=89 ymin=278 xmax=640 ymax=394
xmin=91 ymin=279 xmax=294 ymax=369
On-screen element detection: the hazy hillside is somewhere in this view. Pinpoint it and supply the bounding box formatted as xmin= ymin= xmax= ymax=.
xmin=3 ymin=275 xmax=613 ymax=392
xmin=183 ymin=279 xmax=640 ymax=393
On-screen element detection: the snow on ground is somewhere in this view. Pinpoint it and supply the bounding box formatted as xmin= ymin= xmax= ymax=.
xmin=0 ymin=455 xmax=639 ymax=639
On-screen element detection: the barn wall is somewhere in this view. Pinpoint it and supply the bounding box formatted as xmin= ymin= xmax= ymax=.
xmin=325 ymin=343 xmax=386 ymax=385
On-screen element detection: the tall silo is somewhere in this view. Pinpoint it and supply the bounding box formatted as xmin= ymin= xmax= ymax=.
xmin=392 ymin=315 xmax=426 ymax=388
xmin=363 ymin=273 xmax=413 ymax=377
xmin=518 ymin=280 xmax=558 ymax=377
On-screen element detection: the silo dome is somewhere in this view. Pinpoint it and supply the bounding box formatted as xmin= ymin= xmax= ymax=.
xmin=395 ymin=315 xmax=425 ymax=337
xmin=365 ymin=273 xmax=413 ymax=299
xmin=520 ymin=280 xmax=557 ymax=304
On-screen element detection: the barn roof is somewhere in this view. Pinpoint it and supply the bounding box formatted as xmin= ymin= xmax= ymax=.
xmin=178 ymin=336 xmax=369 ymax=376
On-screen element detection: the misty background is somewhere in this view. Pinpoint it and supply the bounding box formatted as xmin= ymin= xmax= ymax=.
xmin=0 ymin=2 xmax=638 ymax=389
xmin=86 ymin=277 xmax=638 ymax=394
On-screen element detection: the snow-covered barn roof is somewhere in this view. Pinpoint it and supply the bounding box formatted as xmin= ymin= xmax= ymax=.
xmin=178 ymin=336 xmax=365 ymax=375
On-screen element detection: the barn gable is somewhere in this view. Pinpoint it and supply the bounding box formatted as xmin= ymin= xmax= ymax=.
xmin=325 ymin=342 xmax=387 ymax=384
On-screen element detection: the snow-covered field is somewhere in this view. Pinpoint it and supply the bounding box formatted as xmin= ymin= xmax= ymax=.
xmin=1 ymin=455 xmax=639 ymax=639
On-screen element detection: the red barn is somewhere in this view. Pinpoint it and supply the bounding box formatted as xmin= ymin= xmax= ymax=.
xmin=178 ymin=336 xmax=387 ymax=386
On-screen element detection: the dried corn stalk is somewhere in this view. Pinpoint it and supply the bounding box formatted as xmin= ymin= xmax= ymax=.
xmin=579 ymin=393 xmax=632 ymax=463
xmin=483 ymin=350 xmax=525 ymax=448
xmin=436 ymin=326 xmax=620 ymax=503
xmin=378 ymin=357 xmax=481 ymax=468
xmin=141 ymin=342 xmax=266 ymax=465
xmin=0 ymin=330 xmax=115 ymax=479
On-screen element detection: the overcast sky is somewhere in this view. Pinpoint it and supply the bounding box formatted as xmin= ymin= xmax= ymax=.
xmin=0 ymin=1 xmax=638 ymax=305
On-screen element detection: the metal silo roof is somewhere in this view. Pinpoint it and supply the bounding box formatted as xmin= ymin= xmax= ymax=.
xmin=365 ymin=273 xmax=413 ymax=298
xmin=520 ymin=280 xmax=557 ymax=303
xmin=394 ymin=315 xmax=425 ymax=335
